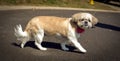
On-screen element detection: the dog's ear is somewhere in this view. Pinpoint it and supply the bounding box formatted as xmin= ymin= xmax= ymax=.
xmin=71 ymin=18 xmax=77 ymax=22
xmin=92 ymin=15 xmax=98 ymax=25
xmin=71 ymin=13 xmax=82 ymax=22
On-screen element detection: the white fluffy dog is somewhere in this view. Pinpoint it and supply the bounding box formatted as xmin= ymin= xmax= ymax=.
xmin=14 ymin=12 xmax=98 ymax=53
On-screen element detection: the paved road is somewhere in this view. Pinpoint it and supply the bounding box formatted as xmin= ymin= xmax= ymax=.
xmin=0 ymin=9 xmax=120 ymax=61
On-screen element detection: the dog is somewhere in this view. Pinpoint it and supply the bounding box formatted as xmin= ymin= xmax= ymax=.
xmin=14 ymin=12 xmax=98 ymax=53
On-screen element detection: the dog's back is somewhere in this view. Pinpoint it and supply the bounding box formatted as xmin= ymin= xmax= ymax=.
xmin=25 ymin=16 xmax=70 ymax=36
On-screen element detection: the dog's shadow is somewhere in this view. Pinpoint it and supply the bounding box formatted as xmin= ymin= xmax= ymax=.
xmin=12 ymin=41 xmax=83 ymax=54
xmin=96 ymin=22 xmax=120 ymax=31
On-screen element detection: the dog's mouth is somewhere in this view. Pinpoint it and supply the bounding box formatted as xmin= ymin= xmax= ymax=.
xmin=80 ymin=23 xmax=92 ymax=29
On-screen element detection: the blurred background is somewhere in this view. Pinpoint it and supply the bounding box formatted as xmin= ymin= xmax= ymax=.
xmin=0 ymin=0 xmax=119 ymax=10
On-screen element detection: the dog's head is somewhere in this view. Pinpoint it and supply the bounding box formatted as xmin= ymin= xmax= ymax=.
xmin=71 ymin=13 xmax=98 ymax=29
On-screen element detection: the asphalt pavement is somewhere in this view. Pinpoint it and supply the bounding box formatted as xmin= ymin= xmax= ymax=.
xmin=0 ymin=9 xmax=120 ymax=61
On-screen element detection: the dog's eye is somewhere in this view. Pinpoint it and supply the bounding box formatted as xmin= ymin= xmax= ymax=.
xmin=88 ymin=19 xmax=91 ymax=22
xmin=81 ymin=19 xmax=84 ymax=21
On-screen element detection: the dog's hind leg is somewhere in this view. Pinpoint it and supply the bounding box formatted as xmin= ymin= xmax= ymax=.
xmin=34 ymin=29 xmax=47 ymax=51
xmin=21 ymin=37 xmax=29 ymax=48
xmin=20 ymin=34 xmax=30 ymax=48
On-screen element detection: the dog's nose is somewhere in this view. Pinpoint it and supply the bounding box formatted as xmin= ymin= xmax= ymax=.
xmin=85 ymin=21 xmax=88 ymax=24
xmin=84 ymin=21 xmax=88 ymax=26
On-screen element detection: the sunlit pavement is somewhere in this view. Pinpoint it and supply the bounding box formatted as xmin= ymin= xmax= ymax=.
xmin=0 ymin=9 xmax=120 ymax=61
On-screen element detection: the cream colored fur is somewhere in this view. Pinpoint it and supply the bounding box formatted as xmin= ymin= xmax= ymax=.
xmin=14 ymin=13 xmax=98 ymax=53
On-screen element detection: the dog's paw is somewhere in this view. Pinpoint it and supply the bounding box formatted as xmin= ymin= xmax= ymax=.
xmin=21 ymin=43 xmax=24 ymax=48
xmin=80 ymin=49 xmax=87 ymax=53
xmin=62 ymin=47 xmax=69 ymax=51
xmin=40 ymin=47 xmax=47 ymax=51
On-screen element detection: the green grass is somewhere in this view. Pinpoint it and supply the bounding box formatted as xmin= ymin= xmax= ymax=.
xmin=0 ymin=0 xmax=117 ymax=10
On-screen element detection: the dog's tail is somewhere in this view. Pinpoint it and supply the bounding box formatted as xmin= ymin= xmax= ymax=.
xmin=14 ymin=24 xmax=28 ymax=41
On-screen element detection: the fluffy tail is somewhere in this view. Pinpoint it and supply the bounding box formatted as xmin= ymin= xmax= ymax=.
xmin=14 ymin=24 xmax=28 ymax=41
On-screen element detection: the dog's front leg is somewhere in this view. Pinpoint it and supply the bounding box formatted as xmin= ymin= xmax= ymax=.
xmin=56 ymin=34 xmax=69 ymax=51
xmin=68 ymin=36 xmax=87 ymax=53
xmin=67 ymin=31 xmax=87 ymax=53
xmin=61 ymin=41 xmax=69 ymax=51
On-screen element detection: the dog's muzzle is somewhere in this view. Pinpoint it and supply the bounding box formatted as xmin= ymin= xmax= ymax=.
xmin=84 ymin=21 xmax=88 ymax=26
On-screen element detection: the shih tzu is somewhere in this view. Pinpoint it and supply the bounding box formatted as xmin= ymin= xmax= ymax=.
xmin=14 ymin=12 xmax=98 ymax=53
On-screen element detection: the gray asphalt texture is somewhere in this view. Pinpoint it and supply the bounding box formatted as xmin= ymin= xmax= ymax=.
xmin=0 ymin=9 xmax=120 ymax=61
